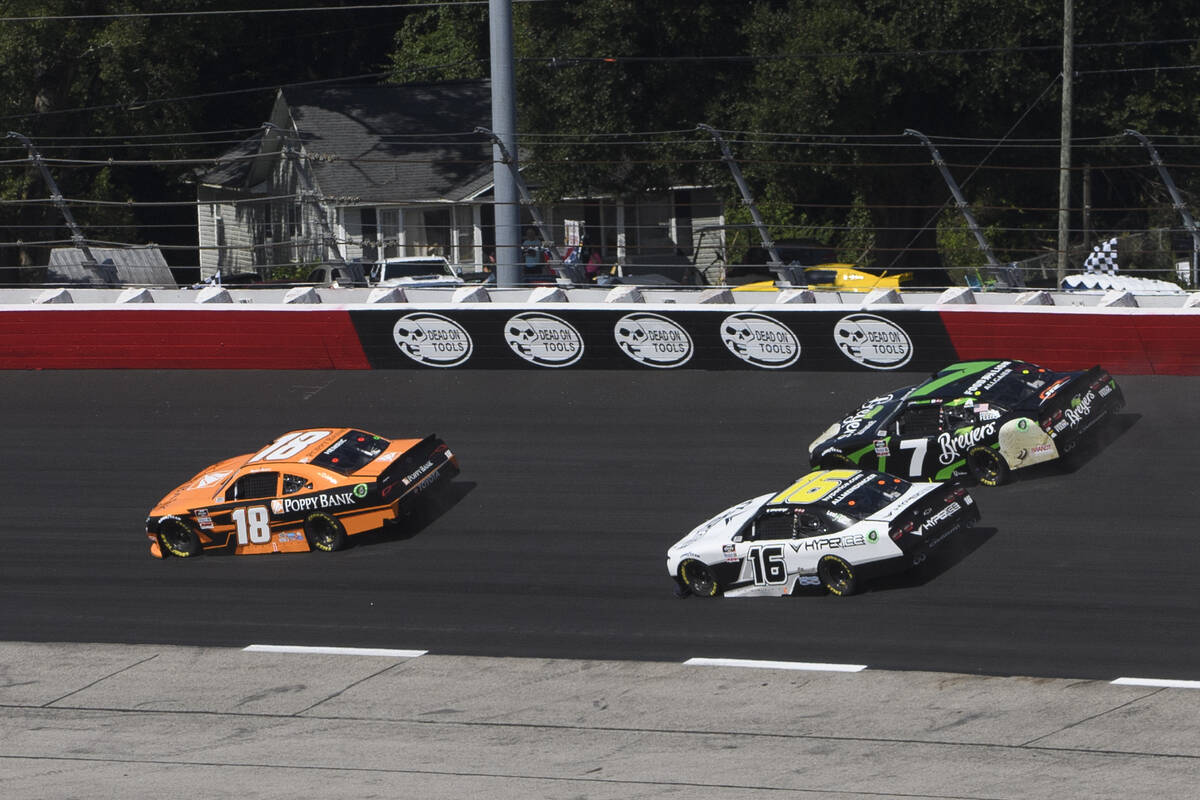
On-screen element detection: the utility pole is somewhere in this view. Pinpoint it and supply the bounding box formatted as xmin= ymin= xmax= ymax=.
xmin=7 ymin=131 xmax=97 ymax=267
xmin=697 ymin=124 xmax=783 ymax=270
xmin=1126 ymin=128 xmax=1200 ymax=286
xmin=1057 ymin=0 xmax=1074 ymax=286
xmin=475 ymin=127 xmax=580 ymax=282
xmin=904 ymin=129 xmax=999 ymax=268
xmin=488 ymin=0 xmax=521 ymax=287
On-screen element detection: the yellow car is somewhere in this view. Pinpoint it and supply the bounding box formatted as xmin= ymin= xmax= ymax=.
xmin=732 ymin=264 xmax=912 ymax=293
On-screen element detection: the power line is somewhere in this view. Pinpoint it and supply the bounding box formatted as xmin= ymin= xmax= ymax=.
xmin=0 ymin=2 xmax=509 ymax=23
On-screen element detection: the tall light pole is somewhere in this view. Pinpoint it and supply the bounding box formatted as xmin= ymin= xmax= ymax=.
xmin=1057 ymin=0 xmax=1074 ymax=286
xmin=489 ymin=0 xmax=521 ymax=287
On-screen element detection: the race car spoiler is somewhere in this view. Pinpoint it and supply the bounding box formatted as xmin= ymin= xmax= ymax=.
xmin=1037 ymin=366 xmax=1124 ymax=444
xmin=377 ymin=434 xmax=458 ymax=503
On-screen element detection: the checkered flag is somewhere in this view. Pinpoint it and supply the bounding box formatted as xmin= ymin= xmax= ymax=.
xmin=1084 ymin=237 xmax=1119 ymax=274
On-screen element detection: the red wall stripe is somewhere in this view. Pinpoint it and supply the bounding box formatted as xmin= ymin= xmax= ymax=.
xmin=0 ymin=309 xmax=370 ymax=369
xmin=937 ymin=309 xmax=1200 ymax=375
xmin=2 ymin=306 xmax=1199 ymax=374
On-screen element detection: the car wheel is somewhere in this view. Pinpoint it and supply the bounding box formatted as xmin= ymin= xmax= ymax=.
xmin=817 ymin=555 xmax=858 ymax=596
xmin=157 ymin=518 xmax=201 ymax=558
xmin=967 ymin=445 xmax=1009 ymax=486
xmin=304 ymin=512 xmax=348 ymax=552
xmin=679 ymin=559 xmax=720 ymax=597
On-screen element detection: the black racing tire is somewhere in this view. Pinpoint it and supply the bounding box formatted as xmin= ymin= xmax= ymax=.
xmin=678 ymin=559 xmax=720 ymax=597
xmin=304 ymin=512 xmax=348 ymax=552
xmin=157 ymin=518 xmax=202 ymax=558
xmin=966 ymin=444 xmax=1009 ymax=487
xmin=818 ymin=452 xmax=856 ymax=470
xmin=817 ymin=555 xmax=858 ymax=596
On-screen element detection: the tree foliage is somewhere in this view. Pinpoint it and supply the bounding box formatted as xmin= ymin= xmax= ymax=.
xmin=3 ymin=0 xmax=1200 ymax=276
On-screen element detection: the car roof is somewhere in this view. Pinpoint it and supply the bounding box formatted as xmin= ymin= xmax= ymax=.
xmin=906 ymin=359 xmax=1049 ymax=401
xmin=235 ymin=428 xmax=355 ymax=469
xmin=766 ymin=469 xmax=905 ymax=508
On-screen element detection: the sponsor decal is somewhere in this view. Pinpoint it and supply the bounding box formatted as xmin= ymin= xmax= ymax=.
xmin=1019 ymin=442 xmax=1055 ymax=461
xmin=1099 ymin=383 xmax=1114 ymax=398
xmin=833 ymin=313 xmax=913 ymax=370
xmin=392 ymin=312 xmax=473 ymax=368
xmin=919 ymin=501 xmax=962 ymax=534
xmin=613 ymin=313 xmax=693 ymax=368
xmin=195 ymin=509 xmax=213 ymax=530
xmin=353 ymin=483 xmax=368 ymax=498
xmin=839 ymin=393 xmax=895 ymax=435
xmin=503 ymin=312 xmax=585 ymax=367
xmin=194 ymin=470 xmax=230 ymax=489
xmin=873 ymin=439 xmax=891 ymax=457
xmin=722 ymin=543 xmax=739 ymax=562
xmin=278 ymin=531 xmax=305 ymax=543
xmin=936 ymin=422 xmax=997 ymax=465
xmin=271 ymin=490 xmax=357 ymax=515
xmin=789 ymin=533 xmax=867 ymax=552
xmin=718 ymin=312 xmax=800 ymax=369
xmin=867 ymin=530 xmax=878 ymax=542
xmin=978 ymin=409 xmax=1001 ymax=421
xmin=411 ymin=472 xmax=440 ymax=495
xmin=400 ymin=460 xmax=435 ymax=487
xmin=1064 ymin=391 xmax=1097 ymax=427
xmin=826 ymin=473 xmax=875 ymax=505
xmin=796 ymin=575 xmax=822 ymax=586
xmin=965 ymin=362 xmax=1013 ymax=395
xmin=1038 ymin=377 xmax=1070 ymax=400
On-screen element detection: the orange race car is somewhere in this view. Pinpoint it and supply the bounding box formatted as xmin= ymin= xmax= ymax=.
xmin=146 ymin=428 xmax=458 ymax=558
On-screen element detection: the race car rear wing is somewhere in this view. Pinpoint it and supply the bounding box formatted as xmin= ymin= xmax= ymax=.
xmin=1037 ymin=366 xmax=1124 ymax=444
xmin=377 ymin=435 xmax=458 ymax=503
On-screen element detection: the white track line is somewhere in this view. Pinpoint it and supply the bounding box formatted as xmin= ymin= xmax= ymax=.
xmin=244 ymin=644 xmax=426 ymax=658
xmin=1112 ymin=677 xmax=1200 ymax=689
xmin=685 ymin=657 xmax=866 ymax=673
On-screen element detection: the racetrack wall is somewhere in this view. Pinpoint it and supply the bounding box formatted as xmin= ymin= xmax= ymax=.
xmin=2 ymin=304 xmax=1199 ymax=373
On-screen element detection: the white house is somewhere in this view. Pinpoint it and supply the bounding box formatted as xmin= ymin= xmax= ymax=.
xmin=193 ymin=80 xmax=725 ymax=280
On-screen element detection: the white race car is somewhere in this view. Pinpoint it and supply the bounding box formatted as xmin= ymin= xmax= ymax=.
xmin=667 ymin=469 xmax=980 ymax=597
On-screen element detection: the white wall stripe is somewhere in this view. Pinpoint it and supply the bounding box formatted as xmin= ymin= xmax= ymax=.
xmin=1112 ymin=677 xmax=1200 ymax=689
xmin=685 ymin=657 xmax=866 ymax=673
xmin=244 ymin=644 xmax=427 ymax=658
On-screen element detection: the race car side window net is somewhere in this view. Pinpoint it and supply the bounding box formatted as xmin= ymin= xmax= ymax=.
xmin=751 ymin=510 xmax=795 ymax=541
xmin=230 ymin=471 xmax=279 ymax=500
xmin=895 ymin=405 xmax=943 ymax=437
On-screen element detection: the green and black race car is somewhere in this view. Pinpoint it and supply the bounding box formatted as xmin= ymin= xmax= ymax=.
xmin=808 ymin=360 xmax=1124 ymax=486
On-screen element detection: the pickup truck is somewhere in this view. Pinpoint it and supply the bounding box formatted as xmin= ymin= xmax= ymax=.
xmin=371 ymin=256 xmax=465 ymax=288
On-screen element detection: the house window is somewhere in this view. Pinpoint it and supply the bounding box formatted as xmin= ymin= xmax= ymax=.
xmin=454 ymin=205 xmax=475 ymax=265
xmin=361 ymin=208 xmax=378 ymax=262
xmin=422 ymin=208 xmax=452 ymax=257
xmin=379 ymin=209 xmax=401 ymax=259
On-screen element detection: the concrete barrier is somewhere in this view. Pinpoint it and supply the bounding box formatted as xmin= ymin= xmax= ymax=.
xmin=1 ymin=287 xmax=1198 ymax=373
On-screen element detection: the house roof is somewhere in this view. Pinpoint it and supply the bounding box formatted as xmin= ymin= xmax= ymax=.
xmin=47 ymin=246 xmax=175 ymax=286
xmin=197 ymin=133 xmax=268 ymax=190
xmin=198 ymin=81 xmax=497 ymax=204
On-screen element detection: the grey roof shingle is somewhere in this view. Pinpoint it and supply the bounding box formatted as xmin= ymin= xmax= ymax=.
xmin=48 ymin=246 xmax=175 ymax=286
xmin=283 ymin=81 xmax=495 ymax=204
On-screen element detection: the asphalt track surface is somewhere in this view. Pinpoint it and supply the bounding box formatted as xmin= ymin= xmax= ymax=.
xmin=2 ymin=369 xmax=1197 ymax=682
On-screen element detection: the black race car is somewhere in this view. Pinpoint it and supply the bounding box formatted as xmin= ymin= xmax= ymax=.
xmin=808 ymin=360 xmax=1124 ymax=485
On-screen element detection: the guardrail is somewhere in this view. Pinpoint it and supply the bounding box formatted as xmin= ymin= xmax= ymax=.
xmin=2 ymin=285 xmax=1198 ymax=374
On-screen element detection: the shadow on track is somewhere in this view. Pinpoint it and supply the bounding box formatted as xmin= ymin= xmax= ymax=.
xmin=346 ymin=480 xmax=476 ymax=549
xmin=1003 ymin=412 xmax=1139 ymax=485
xmin=865 ymin=525 xmax=1000 ymax=594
